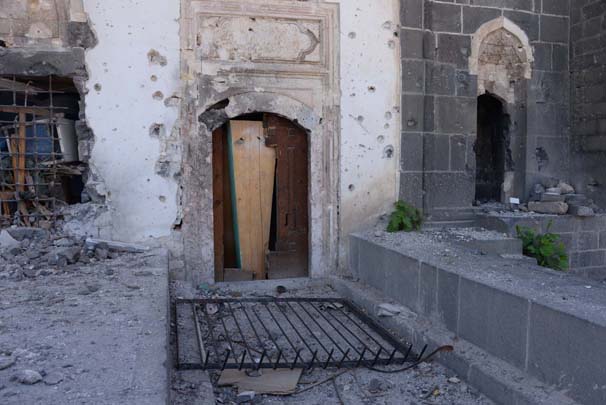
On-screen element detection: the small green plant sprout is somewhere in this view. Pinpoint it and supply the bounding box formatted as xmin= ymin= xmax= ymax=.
xmin=516 ymin=221 xmax=569 ymax=271
xmin=386 ymin=200 xmax=423 ymax=232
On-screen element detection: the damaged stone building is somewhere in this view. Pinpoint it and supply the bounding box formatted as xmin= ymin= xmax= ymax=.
xmin=1 ymin=1 xmax=606 ymax=404
xmin=2 ymin=0 xmax=604 ymax=282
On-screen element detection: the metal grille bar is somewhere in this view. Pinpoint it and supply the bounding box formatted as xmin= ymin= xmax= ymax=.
xmin=175 ymin=298 xmax=429 ymax=371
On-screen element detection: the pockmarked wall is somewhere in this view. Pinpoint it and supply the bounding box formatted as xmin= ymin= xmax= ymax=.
xmin=400 ymin=0 xmax=570 ymax=220
xmin=81 ymin=0 xmax=401 ymax=278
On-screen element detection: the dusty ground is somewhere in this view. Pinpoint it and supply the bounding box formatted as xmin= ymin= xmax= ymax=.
xmin=0 ymin=241 xmax=169 ymax=405
xmin=170 ymin=281 xmax=493 ymax=405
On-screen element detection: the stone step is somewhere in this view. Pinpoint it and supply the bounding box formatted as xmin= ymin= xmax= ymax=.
xmin=349 ymin=231 xmax=606 ymax=405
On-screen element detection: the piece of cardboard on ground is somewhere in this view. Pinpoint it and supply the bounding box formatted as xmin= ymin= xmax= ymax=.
xmin=217 ymin=368 xmax=303 ymax=395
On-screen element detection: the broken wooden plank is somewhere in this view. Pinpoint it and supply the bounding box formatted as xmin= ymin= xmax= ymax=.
xmin=229 ymin=120 xmax=276 ymax=279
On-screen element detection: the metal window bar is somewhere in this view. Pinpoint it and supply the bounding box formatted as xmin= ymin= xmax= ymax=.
xmin=0 ymin=75 xmax=70 ymax=226
xmin=175 ymin=298 xmax=438 ymax=371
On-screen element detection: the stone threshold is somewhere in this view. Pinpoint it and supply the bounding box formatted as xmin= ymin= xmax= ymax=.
xmin=349 ymin=230 xmax=606 ymax=405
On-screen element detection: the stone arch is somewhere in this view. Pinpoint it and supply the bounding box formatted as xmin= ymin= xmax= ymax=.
xmin=469 ymin=17 xmax=533 ymax=79
xmin=183 ymin=90 xmax=332 ymax=284
xmin=199 ymin=91 xmax=321 ymax=133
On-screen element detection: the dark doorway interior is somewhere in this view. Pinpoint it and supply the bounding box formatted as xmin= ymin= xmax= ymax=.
xmin=475 ymin=93 xmax=507 ymax=203
xmin=212 ymin=113 xmax=309 ymax=282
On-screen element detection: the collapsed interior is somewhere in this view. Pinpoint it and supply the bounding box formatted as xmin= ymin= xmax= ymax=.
xmin=0 ymin=75 xmax=84 ymax=227
xmin=212 ymin=113 xmax=309 ymax=282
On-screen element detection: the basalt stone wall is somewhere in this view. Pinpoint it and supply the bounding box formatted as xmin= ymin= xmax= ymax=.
xmin=400 ymin=0 xmax=570 ymax=220
xmin=570 ymin=0 xmax=606 ymax=209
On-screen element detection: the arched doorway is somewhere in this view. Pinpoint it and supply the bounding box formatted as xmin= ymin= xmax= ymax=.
xmin=212 ymin=113 xmax=309 ymax=281
xmin=475 ymin=93 xmax=509 ymax=203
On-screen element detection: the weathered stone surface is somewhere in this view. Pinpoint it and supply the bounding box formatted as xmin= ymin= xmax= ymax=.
xmin=568 ymin=205 xmax=595 ymax=217
xmin=528 ymin=201 xmax=569 ymax=215
xmin=0 ymin=230 xmax=20 ymax=250
xmin=12 ymin=370 xmax=42 ymax=385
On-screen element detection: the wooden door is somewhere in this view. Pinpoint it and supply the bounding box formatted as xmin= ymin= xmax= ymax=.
xmin=264 ymin=115 xmax=309 ymax=278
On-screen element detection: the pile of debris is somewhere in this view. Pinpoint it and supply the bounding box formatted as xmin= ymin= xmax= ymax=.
xmin=0 ymin=226 xmax=146 ymax=281
xmin=527 ymin=178 xmax=602 ymax=217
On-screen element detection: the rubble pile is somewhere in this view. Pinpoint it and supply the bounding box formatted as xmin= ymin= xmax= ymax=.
xmin=527 ymin=178 xmax=602 ymax=216
xmin=0 ymin=226 xmax=120 ymax=281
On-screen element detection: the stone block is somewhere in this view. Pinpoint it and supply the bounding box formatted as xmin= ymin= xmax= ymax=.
xmin=423 ymin=30 xmax=436 ymax=59
xmin=384 ymin=249 xmax=420 ymax=310
xmin=532 ymin=42 xmax=552 ymax=71
xmin=462 ymin=6 xmax=501 ymax=34
xmin=426 ymin=62 xmax=455 ymax=95
xmin=358 ymin=238 xmax=385 ymax=289
xmin=577 ymin=232 xmax=599 ymax=251
xmin=399 ymin=172 xmax=423 ymax=210
xmin=437 ymin=34 xmax=471 ymax=68
xmin=470 ymin=0 xmax=532 ymax=12
xmin=436 ymin=268 xmax=459 ymax=331
xmin=450 ymin=134 xmax=467 ymax=171
xmin=528 ymin=201 xmax=568 ymax=215
xmin=419 ymin=263 xmax=437 ymax=315
xmin=427 ymin=2 xmax=461 ymax=32
xmin=402 ymin=59 xmax=425 ymax=93
xmin=402 ymin=93 xmax=425 ymax=132
xmin=504 ymin=10 xmax=539 ymax=41
xmin=424 ymin=172 xmax=474 ymax=209
xmin=400 ymin=132 xmax=423 ymax=171
xmin=459 ymin=279 xmax=529 ymax=368
xmin=540 ymin=15 xmax=569 ymax=43
xmin=401 ymin=28 xmax=424 ymax=59
xmin=423 ymin=133 xmax=450 ymax=171
xmin=400 ymin=0 xmax=423 ymax=28
xmin=541 ymin=0 xmax=570 ymax=16
xmin=552 ymin=44 xmax=568 ymax=72
xmin=436 ymin=96 xmax=476 ymax=134
xmin=540 ymin=192 xmax=566 ymax=202
xmin=571 ymin=251 xmax=606 ymax=268
xmin=423 ymin=95 xmax=435 ymax=132
xmin=528 ymin=303 xmax=606 ymax=405
xmin=600 ymin=231 xmax=606 ymax=249
xmin=579 ymin=215 xmax=606 ymax=231
xmin=455 ymin=70 xmax=478 ymax=97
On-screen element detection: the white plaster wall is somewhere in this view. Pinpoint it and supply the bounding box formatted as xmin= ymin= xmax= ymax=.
xmin=83 ymin=0 xmax=181 ymax=242
xmin=81 ymin=0 xmax=400 ymax=258
xmin=333 ymin=0 xmax=401 ymax=263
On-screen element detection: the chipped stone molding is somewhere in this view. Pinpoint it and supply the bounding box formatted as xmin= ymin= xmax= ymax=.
xmin=179 ymin=0 xmax=340 ymax=283
xmin=469 ymin=17 xmax=533 ymax=80
xmin=68 ymin=0 xmax=88 ymax=23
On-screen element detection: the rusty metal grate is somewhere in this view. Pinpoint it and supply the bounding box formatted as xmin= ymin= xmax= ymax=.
xmin=175 ymin=298 xmax=433 ymax=371
xmin=0 ymin=75 xmax=76 ymax=226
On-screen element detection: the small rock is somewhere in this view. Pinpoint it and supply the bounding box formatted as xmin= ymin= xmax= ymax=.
xmin=378 ymin=303 xmax=401 ymax=317
xmin=276 ymin=285 xmax=287 ymax=294
xmin=86 ymin=283 xmax=100 ymax=293
xmin=368 ymin=378 xmax=384 ymax=393
xmin=557 ymin=181 xmax=575 ymax=194
xmin=568 ymin=205 xmax=595 ymax=217
xmin=95 ymin=248 xmax=109 ymax=261
xmin=12 ymin=369 xmax=42 ymax=385
xmin=43 ymin=371 xmax=64 ymax=385
xmin=0 ymin=355 xmax=15 ymax=370
xmin=545 ymin=187 xmax=562 ymax=195
xmin=125 ymin=284 xmax=140 ymax=290
xmin=236 ymin=390 xmax=255 ymax=403
xmin=447 ymin=377 xmax=461 ymax=384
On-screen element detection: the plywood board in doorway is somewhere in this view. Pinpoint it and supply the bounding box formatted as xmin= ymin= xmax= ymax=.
xmin=229 ymin=120 xmax=275 ymax=279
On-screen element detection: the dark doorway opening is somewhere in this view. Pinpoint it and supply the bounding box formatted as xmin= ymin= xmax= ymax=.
xmin=212 ymin=113 xmax=309 ymax=282
xmin=475 ymin=93 xmax=508 ymax=203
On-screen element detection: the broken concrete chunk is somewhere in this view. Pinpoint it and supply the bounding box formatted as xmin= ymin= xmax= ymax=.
xmin=0 ymin=230 xmax=20 ymax=250
xmin=85 ymin=238 xmax=149 ymax=253
xmin=540 ymin=193 xmax=566 ymax=202
xmin=236 ymin=390 xmax=255 ymax=403
xmin=528 ymin=201 xmax=569 ymax=215
xmin=0 ymin=355 xmax=16 ymax=370
xmin=545 ymin=187 xmax=562 ymax=195
xmin=6 ymin=227 xmax=49 ymax=241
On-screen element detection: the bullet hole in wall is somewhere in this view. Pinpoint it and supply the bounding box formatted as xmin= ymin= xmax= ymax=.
xmin=150 ymin=75 xmax=158 ymax=82
xmin=385 ymin=111 xmax=392 ymax=120
xmin=94 ymin=83 xmax=102 ymax=91
xmin=368 ymin=86 xmax=376 ymax=93
xmin=377 ymin=135 xmax=384 ymax=143
xmin=383 ymin=145 xmax=394 ymax=159
xmin=348 ymin=184 xmax=355 ymax=191
xmin=348 ymin=32 xmax=356 ymax=39
xmin=147 ymin=49 xmax=167 ymax=66
xmin=152 ymin=91 xmax=164 ymax=100
xmin=149 ymin=123 xmax=164 ymax=137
